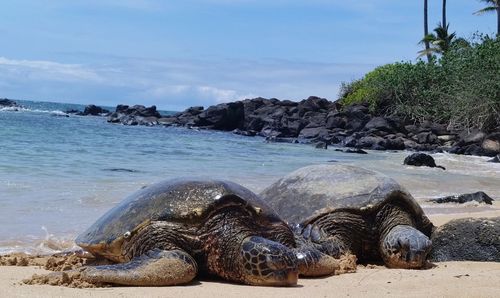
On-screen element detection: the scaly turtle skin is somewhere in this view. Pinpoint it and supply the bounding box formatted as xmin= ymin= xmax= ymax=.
xmin=260 ymin=164 xmax=434 ymax=269
xmin=72 ymin=179 xmax=336 ymax=286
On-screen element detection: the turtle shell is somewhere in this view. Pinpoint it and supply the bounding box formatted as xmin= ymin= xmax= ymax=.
xmin=260 ymin=164 xmax=432 ymax=233
xmin=76 ymin=179 xmax=282 ymax=248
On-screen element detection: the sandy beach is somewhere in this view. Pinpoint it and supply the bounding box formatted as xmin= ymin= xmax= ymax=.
xmin=2 ymin=261 xmax=499 ymax=298
xmin=1 ymin=205 xmax=499 ymax=298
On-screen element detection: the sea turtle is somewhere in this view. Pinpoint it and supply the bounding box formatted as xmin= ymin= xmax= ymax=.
xmin=260 ymin=164 xmax=434 ymax=269
xmin=71 ymin=179 xmax=336 ymax=286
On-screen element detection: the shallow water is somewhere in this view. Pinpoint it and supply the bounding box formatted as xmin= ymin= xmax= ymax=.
xmin=1 ymin=101 xmax=499 ymax=254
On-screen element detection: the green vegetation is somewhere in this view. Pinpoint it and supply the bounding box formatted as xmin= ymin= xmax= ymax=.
xmin=338 ymin=35 xmax=500 ymax=131
xmin=418 ymin=23 xmax=456 ymax=57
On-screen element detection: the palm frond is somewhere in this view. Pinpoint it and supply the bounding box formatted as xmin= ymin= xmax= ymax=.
xmin=473 ymin=6 xmax=497 ymax=15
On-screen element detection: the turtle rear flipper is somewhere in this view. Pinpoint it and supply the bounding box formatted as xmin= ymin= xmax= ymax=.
xmin=81 ymin=249 xmax=197 ymax=286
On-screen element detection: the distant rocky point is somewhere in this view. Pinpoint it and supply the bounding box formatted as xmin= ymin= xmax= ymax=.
xmin=104 ymin=96 xmax=500 ymax=157
xmin=0 ymin=98 xmax=21 ymax=108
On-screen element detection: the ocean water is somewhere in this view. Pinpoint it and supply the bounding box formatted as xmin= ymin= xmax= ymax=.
xmin=1 ymin=100 xmax=499 ymax=255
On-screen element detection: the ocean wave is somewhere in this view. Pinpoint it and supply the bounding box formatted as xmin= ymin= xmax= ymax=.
xmin=0 ymin=226 xmax=79 ymax=256
xmin=0 ymin=106 xmax=69 ymax=115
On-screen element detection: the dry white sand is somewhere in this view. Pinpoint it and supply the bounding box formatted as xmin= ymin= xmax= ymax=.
xmin=2 ymin=262 xmax=500 ymax=298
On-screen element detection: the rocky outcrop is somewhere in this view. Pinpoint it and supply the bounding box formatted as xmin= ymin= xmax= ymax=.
xmin=80 ymin=105 xmax=110 ymax=116
xmin=107 ymin=105 xmax=163 ymax=126
xmin=65 ymin=105 xmax=110 ymax=116
xmin=106 ymin=97 xmax=499 ymax=157
xmin=0 ymin=98 xmax=19 ymax=107
xmin=428 ymin=191 xmax=494 ymax=205
xmin=403 ymin=153 xmax=446 ymax=170
xmin=430 ymin=217 xmax=500 ymax=262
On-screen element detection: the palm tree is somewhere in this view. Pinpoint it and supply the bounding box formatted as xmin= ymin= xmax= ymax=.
xmin=423 ymin=0 xmax=432 ymax=62
xmin=442 ymin=0 xmax=447 ymax=27
xmin=474 ymin=0 xmax=500 ymax=36
xmin=418 ymin=23 xmax=457 ymax=57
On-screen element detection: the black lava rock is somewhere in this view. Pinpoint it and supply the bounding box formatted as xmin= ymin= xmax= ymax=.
xmin=488 ymin=155 xmax=500 ymax=163
xmin=0 ymin=98 xmax=19 ymax=107
xmin=334 ymin=148 xmax=368 ymax=154
xmin=80 ymin=104 xmax=110 ymax=116
xmin=428 ymin=191 xmax=494 ymax=205
xmin=404 ymin=153 xmax=445 ymax=170
xmin=430 ymin=217 xmax=500 ymax=262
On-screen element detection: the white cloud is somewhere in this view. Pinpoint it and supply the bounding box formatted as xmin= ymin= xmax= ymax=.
xmin=0 ymin=54 xmax=374 ymax=110
xmin=0 ymin=57 xmax=103 ymax=83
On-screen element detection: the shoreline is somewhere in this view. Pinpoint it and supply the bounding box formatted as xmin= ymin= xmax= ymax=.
xmin=2 ymin=97 xmax=499 ymax=159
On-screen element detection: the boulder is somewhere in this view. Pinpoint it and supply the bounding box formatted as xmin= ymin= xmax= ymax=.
xmin=428 ymin=191 xmax=494 ymax=205
xmin=488 ymin=155 xmax=500 ymax=163
xmin=325 ymin=114 xmax=347 ymax=129
xmin=183 ymin=106 xmax=204 ymax=115
xmin=482 ymin=132 xmax=500 ymax=154
xmin=430 ymin=217 xmax=500 ymax=262
xmin=420 ymin=121 xmax=449 ymax=135
xmin=314 ymin=141 xmax=328 ymax=149
xmin=403 ymin=153 xmax=445 ymax=170
xmin=297 ymin=96 xmax=333 ymax=116
xmin=107 ymin=104 xmax=162 ymax=125
xmin=194 ymin=102 xmax=245 ymax=130
xmin=450 ymin=143 xmax=497 ymax=157
xmin=80 ymin=104 xmax=110 ymax=116
xmin=437 ymin=135 xmax=456 ymax=142
xmin=356 ymin=135 xmax=385 ymax=149
xmin=363 ymin=117 xmax=395 ymax=133
xmin=334 ymin=148 xmax=368 ymax=154
xmin=157 ymin=117 xmax=178 ymax=126
xmin=265 ymin=136 xmax=298 ymax=144
xmin=460 ymin=130 xmax=486 ymax=145
xmin=327 ymin=104 xmax=370 ymax=131
xmin=382 ymin=137 xmax=406 ymax=150
xmin=414 ymin=132 xmax=438 ymax=144
xmin=232 ymin=129 xmax=256 ymax=137
xmin=298 ymin=127 xmax=330 ymax=140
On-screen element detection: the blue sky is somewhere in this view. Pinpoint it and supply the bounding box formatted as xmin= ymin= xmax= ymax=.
xmin=0 ymin=1 xmax=496 ymax=111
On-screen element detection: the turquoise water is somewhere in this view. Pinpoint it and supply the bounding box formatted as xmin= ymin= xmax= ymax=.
xmin=1 ymin=101 xmax=499 ymax=254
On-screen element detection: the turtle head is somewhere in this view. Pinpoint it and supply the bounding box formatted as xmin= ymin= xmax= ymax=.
xmin=239 ymin=236 xmax=298 ymax=286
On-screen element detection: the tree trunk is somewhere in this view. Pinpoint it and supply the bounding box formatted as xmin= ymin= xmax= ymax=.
xmin=497 ymin=6 xmax=500 ymax=36
xmin=424 ymin=0 xmax=432 ymax=62
xmin=442 ymin=0 xmax=447 ymax=26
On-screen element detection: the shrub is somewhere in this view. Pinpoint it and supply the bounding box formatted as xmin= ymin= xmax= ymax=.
xmin=338 ymin=35 xmax=500 ymax=131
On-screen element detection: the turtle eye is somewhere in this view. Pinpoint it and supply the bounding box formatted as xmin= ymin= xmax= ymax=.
xmin=123 ymin=231 xmax=131 ymax=239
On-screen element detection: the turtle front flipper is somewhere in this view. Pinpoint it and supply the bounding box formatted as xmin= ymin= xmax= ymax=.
xmin=292 ymin=224 xmax=352 ymax=276
xmin=294 ymin=245 xmax=339 ymax=277
xmin=81 ymin=249 xmax=197 ymax=286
